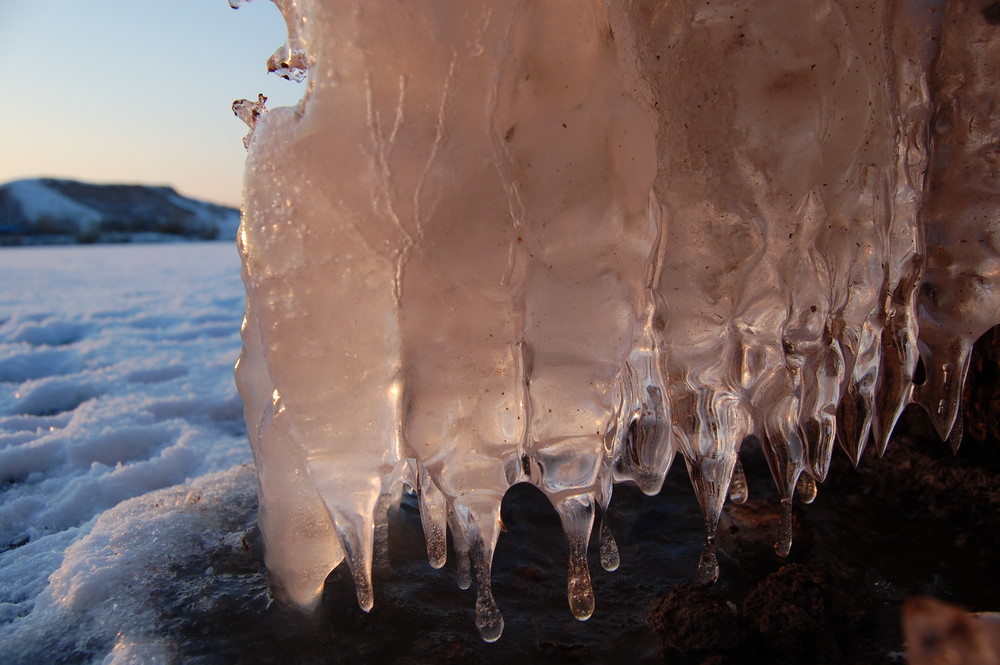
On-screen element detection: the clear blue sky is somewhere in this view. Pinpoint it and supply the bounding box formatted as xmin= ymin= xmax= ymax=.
xmin=0 ymin=0 xmax=304 ymax=208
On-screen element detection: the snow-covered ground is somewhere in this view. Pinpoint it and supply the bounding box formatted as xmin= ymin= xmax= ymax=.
xmin=0 ymin=243 xmax=257 ymax=663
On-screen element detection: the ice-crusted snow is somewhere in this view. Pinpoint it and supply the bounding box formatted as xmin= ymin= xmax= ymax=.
xmin=0 ymin=243 xmax=252 ymax=660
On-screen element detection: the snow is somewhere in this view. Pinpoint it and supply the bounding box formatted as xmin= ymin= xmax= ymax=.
xmin=165 ymin=191 xmax=241 ymax=239
xmin=1 ymin=179 xmax=241 ymax=243
xmin=0 ymin=243 xmax=254 ymax=662
xmin=3 ymin=180 xmax=103 ymax=236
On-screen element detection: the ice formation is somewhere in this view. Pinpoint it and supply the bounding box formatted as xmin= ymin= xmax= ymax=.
xmin=233 ymin=0 xmax=1000 ymax=641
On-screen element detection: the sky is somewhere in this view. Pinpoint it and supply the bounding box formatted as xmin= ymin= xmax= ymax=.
xmin=0 ymin=0 xmax=304 ymax=208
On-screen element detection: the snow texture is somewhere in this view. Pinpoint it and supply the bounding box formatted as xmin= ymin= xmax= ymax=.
xmin=0 ymin=244 xmax=252 ymax=662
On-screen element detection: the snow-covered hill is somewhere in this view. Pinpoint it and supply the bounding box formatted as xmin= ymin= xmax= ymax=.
xmin=0 ymin=179 xmax=240 ymax=244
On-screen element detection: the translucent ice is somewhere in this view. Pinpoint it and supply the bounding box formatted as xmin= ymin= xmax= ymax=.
xmin=233 ymin=0 xmax=1000 ymax=641
xmin=916 ymin=0 xmax=1000 ymax=446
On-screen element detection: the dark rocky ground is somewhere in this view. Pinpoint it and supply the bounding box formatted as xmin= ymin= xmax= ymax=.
xmin=152 ymin=331 xmax=1000 ymax=665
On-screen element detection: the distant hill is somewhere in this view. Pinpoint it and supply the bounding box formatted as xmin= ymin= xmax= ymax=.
xmin=0 ymin=179 xmax=241 ymax=245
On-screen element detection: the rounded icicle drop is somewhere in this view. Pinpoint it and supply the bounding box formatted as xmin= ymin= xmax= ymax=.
xmin=554 ymin=495 xmax=597 ymax=621
xmin=599 ymin=517 xmax=620 ymax=572
xmin=417 ymin=466 xmax=448 ymax=569
xmin=470 ymin=535 xmax=504 ymax=642
xmin=729 ymin=458 xmax=749 ymax=505
xmin=796 ymin=473 xmax=818 ymax=504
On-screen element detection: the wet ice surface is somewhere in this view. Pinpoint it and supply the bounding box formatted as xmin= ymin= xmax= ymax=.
xmin=236 ymin=0 xmax=1000 ymax=642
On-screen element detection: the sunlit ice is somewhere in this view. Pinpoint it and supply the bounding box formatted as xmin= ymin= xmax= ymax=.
xmin=232 ymin=0 xmax=1000 ymax=642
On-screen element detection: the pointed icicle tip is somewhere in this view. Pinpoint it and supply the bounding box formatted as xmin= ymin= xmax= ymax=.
xmin=947 ymin=409 xmax=964 ymax=453
xmin=339 ymin=530 xmax=375 ymax=611
xmin=837 ymin=392 xmax=872 ymax=468
xmin=913 ymin=341 xmax=973 ymax=443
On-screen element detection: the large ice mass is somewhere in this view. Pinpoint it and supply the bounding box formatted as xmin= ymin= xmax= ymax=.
xmin=233 ymin=0 xmax=1000 ymax=641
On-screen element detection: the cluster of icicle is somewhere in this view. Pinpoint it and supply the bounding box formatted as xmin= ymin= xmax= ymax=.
xmin=232 ymin=0 xmax=1000 ymax=642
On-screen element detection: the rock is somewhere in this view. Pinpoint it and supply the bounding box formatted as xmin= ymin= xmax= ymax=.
xmin=903 ymin=597 xmax=1000 ymax=665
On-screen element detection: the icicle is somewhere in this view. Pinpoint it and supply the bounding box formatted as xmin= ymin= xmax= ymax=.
xmin=594 ymin=480 xmax=620 ymax=572
xmin=836 ymin=392 xmax=867 ymax=467
xmin=774 ymin=497 xmax=794 ymax=558
xmin=802 ymin=337 xmax=845 ymax=482
xmin=308 ymin=463 xmax=386 ymax=613
xmin=554 ymin=495 xmax=597 ymax=621
xmin=448 ymin=497 xmax=505 ymax=640
xmin=231 ymin=94 xmax=267 ymax=150
xmin=373 ymin=478 xmax=402 ymax=573
xmin=947 ymin=409 xmax=965 ymax=454
xmin=913 ymin=338 xmax=973 ymax=442
xmin=757 ymin=390 xmax=807 ymax=562
xmin=328 ymin=508 xmax=376 ymax=612
xmin=758 ymin=401 xmax=804 ymax=559
xmin=836 ymin=327 xmax=880 ymax=467
xmin=682 ymin=430 xmax=739 ymax=587
xmin=451 ymin=517 xmax=472 ymax=591
xmin=872 ymin=314 xmax=919 ymax=456
xmin=697 ymin=518 xmax=720 ymax=585
xmin=796 ymin=473 xmax=818 ymax=505
xmin=266 ymin=0 xmax=308 ymax=82
xmin=566 ymin=537 xmax=595 ymax=621
xmin=599 ymin=516 xmax=620 ymax=573
xmin=728 ymin=458 xmax=748 ymax=505
xmin=457 ymin=553 xmax=472 ymax=591
xmin=417 ymin=465 xmax=448 ymax=569
xmin=470 ymin=534 xmax=504 ymax=642
xmin=232 ymin=0 xmax=1000 ymax=642
xmin=916 ymin=0 xmax=1000 ymax=446
xmin=613 ymin=340 xmax=674 ymax=495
